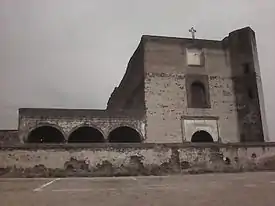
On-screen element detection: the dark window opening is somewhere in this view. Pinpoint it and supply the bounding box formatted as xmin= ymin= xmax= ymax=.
xmin=68 ymin=126 xmax=104 ymax=143
xmin=191 ymin=130 xmax=213 ymax=142
xmin=28 ymin=126 xmax=65 ymax=143
xmin=243 ymin=63 xmax=250 ymax=74
xmin=108 ymin=126 xmax=141 ymax=143
xmin=191 ymin=81 xmax=208 ymax=108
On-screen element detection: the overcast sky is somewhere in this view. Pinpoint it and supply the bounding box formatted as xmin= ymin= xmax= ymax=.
xmin=0 ymin=0 xmax=274 ymax=139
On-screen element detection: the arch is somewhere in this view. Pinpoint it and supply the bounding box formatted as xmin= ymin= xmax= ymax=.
xmin=27 ymin=125 xmax=65 ymax=143
xmin=68 ymin=126 xmax=104 ymax=143
xmin=108 ymin=126 xmax=142 ymax=143
xmin=191 ymin=130 xmax=214 ymax=143
xmin=191 ymin=81 xmax=207 ymax=108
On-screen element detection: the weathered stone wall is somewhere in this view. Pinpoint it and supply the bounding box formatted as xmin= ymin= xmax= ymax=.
xmin=107 ymin=42 xmax=145 ymax=112
xmin=0 ymin=130 xmax=19 ymax=144
xmin=1 ymin=143 xmax=275 ymax=177
xmin=143 ymin=37 xmax=239 ymax=143
xmin=18 ymin=109 xmax=145 ymax=143
xmin=142 ymin=27 xmax=266 ymax=143
xmin=227 ymin=27 xmax=266 ymax=142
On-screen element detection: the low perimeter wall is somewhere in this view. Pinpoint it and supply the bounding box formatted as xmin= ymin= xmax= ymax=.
xmin=1 ymin=143 xmax=275 ymax=177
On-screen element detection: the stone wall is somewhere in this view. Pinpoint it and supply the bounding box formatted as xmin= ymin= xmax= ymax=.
xmin=143 ymin=37 xmax=239 ymax=143
xmin=0 ymin=130 xmax=19 ymax=144
xmin=227 ymin=27 xmax=266 ymax=142
xmin=1 ymin=143 xmax=275 ymax=177
xmin=107 ymin=41 xmax=145 ymax=112
xmin=143 ymin=27 xmax=266 ymax=143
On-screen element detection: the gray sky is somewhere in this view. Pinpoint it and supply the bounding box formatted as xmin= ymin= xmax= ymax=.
xmin=0 ymin=0 xmax=274 ymax=139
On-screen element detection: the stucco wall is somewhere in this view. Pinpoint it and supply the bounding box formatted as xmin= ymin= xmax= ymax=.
xmin=1 ymin=143 xmax=275 ymax=177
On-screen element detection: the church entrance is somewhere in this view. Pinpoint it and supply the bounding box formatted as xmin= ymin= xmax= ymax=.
xmin=191 ymin=130 xmax=213 ymax=142
xmin=27 ymin=126 xmax=65 ymax=143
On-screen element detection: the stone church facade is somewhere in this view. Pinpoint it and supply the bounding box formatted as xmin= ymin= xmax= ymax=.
xmin=4 ymin=27 xmax=269 ymax=144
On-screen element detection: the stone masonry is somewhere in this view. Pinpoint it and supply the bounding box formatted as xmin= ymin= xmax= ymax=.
xmin=0 ymin=26 xmax=268 ymax=144
xmin=18 ymin=109 xmax=145 ymax=143
xmin=108 ymin=26 xmax=268 ymax=143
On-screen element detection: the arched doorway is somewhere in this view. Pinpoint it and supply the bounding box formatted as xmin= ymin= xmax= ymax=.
xmin=108 ymin=126 xmax=142 ymax=143
xmin=191 ymin=130 xmax=213 ymax=142
xmin=27 ymin=126 xmax=65 ymax=143
xmin=68 ymin=126 xmax=104 ymax=143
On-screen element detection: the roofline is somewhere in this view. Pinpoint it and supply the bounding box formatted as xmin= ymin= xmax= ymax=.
xmin=19 ymin=108 xmax=106 ymax=112
xmin=18 ymin=108 xmax=144 ymax=119
xmin=141 ymin=34 xmax=221 ymax=43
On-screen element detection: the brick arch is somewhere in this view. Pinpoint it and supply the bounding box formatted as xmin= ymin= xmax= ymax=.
xmin=108 ymin=125 xmax=143 ymax=143
xmin=68 ymin=124 xmax=105 ymax=143
xmin=27 ymin=124 xmax=66 ymax=143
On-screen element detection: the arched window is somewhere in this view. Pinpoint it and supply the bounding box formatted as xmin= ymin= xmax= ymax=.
xmin=191 ymin=81 xmax=207 ymax=108
xmin=27 ymin=126 xmax=65 ymax=143
xmin=191 ymin=130 xmax=213 ymax=142
xmin=68 ymin=126 xmax=104 ymax=143
xmin=108 ymin=126 xmax=142 ymax=143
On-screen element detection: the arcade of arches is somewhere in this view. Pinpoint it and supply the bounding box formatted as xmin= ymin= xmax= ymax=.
xmin=27 ymin=125 xmax=142 ymax=143
xmin=27 ymin=126 xmax=213 ymax=143
xmin=191 ymin=130 xmax=214 ymax=142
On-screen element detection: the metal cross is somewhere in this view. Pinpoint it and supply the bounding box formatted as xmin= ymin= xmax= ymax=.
xmin=189 ymin=27 xmax=196 ymax=39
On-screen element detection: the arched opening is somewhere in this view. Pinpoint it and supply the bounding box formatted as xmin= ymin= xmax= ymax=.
xmin=191 ymin=81 xmax=207 ymax=108
xmin=68 ymin=126 xmax=104 ymax=143
xmin=191 ymin=130 xmax=213 ymax=143
xmin=108 ymin=126 xmax=142 ymax=143
xmin=27 ymin=126 xmax=65 ymax=143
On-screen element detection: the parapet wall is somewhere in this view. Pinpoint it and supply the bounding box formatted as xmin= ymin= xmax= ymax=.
xmin=0 ymin=130 xmax=19 ymax=144
xmin=1 ymin=143 xmax=275 ymax=177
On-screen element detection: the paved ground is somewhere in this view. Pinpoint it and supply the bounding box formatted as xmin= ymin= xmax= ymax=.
xmin=1 ymin=172 xmax=275 ymax=206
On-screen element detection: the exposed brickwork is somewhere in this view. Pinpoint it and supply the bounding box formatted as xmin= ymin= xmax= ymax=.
xmin=144 ymin=74 xmax=239 ymax=143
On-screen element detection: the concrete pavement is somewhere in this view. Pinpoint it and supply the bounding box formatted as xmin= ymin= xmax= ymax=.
xmin=1 ymin=172 xmax=275 ymax=206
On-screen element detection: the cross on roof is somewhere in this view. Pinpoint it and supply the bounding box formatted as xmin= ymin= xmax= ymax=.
xmin=189 ymin=27 xmax=197 ymax=39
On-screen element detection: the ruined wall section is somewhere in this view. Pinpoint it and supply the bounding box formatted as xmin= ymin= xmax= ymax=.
xmin=227 ymin=27 xmax=266 ymax=142
xmin=143 ymin=36 xmax=240 ymax=143
xmin=107 ymin=42 xmax=145 ymax=113
xmin=2 ymin=143 xmax=275 ymax=177
xmin=18 ymin=109 xmax=145 ymax=143
xmin=0 ymin=130 xmax=19 ymax=144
